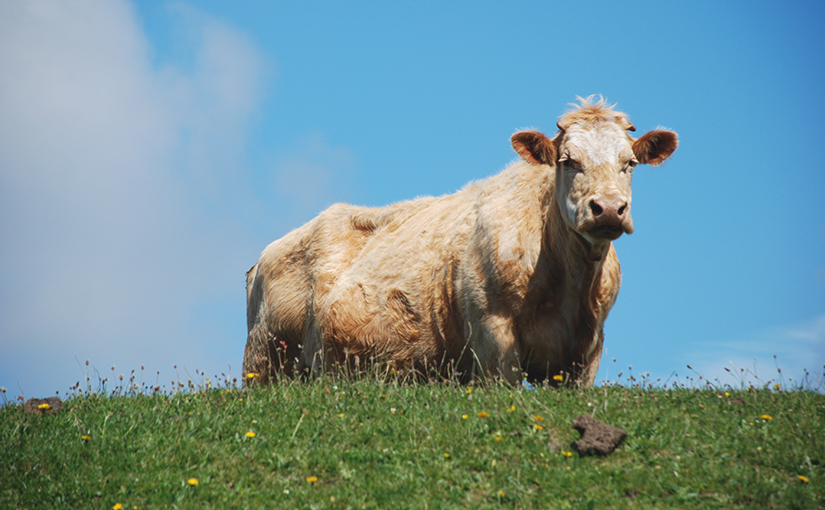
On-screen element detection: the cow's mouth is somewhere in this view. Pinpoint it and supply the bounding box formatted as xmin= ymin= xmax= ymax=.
xmin=587 ymin=225 xmax=624 ymax=241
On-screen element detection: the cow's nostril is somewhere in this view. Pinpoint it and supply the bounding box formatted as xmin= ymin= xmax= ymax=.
xmin=617 ymin=204 xmax=627 ymax=216
xmin=589 ymin=200 xmax=603 ymax=216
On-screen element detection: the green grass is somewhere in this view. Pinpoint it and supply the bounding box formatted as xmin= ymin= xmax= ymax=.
xmin=2 ymin=372 xmax=824 ymax=509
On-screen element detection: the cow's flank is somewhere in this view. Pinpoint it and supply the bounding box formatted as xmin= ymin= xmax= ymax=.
xmin=244 ymin=96 xmax=677 ymax=386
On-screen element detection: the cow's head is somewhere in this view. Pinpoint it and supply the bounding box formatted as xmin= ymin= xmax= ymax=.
xmin=511 ymin=98 xmax=677 ymax=246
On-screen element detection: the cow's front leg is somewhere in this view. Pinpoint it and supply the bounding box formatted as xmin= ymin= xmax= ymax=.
xmin=472 ymin=314 xmax=522 ymax=384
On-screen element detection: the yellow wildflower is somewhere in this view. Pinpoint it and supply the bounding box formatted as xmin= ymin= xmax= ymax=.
xmin=798 ymin=475 xmax=809 ymax=483
xmin=534 ymin=424 xmax=543 ymax=431
xmin=724 ymin=392 xmax=730 ymax=397
xmin=187 ymin=478 xmax=198 ymax=486
xmin=247 ymin=372 xmax=258 ymax=378
xmin=306 ymin=476 xmax=318 ymax=483
xmin=494 ymin=436 xmax=504 ymax=442
xmin=761 ymin=414 xmax=773 ymax=421
xmin=337 ymin=413 xmax=344 ymax=418
xmin=477 ymin=411 xmax=490 ymax=418
xmin=532 ymin=415 xmax=543 ymax=422
xmin=113 ymin=504 xmax=123 ymax=510
xmin=38 ymin=403 xmax=51 ymax=410
xmin=562 ymin=451 xmax=573 ymax=457
xmin=467 ymin=387 xmax=473 ymax=394
xmin=443 ymin=453 xmax=450 ymax=458
xmin=507 ymin=405 xmax=516 ymax=412
xmin=498 ymin=490 xmax=505 ymax=497
xmin=81 ymin=435 xmax=91 ymax=441
xmin=245 ymin=431 xmax=256 ymax=438
xmin=461 ymin=414 xmax=468 ymax=420
xmin=553 ymin=374 xmax=564 ymax=381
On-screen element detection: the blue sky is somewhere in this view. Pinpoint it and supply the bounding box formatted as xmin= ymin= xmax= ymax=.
xmin=1 ymin=1 xmax=823 ymax=399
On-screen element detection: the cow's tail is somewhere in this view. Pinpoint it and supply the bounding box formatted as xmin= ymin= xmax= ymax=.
xmin=243 ymin=262 xmax=269 ymax=385
xmin=245 ymin=263 xmax=260 ymax=332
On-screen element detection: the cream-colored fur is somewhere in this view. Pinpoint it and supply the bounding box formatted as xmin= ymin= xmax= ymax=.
xmin=244 ymin=97 xmax=677 ymax=385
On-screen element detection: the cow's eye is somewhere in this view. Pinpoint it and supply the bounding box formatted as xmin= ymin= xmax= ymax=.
xmin=564 ymin=159 xmax=581 ymax=172
xmin=623 ymin=160 xmax=638 ymax=172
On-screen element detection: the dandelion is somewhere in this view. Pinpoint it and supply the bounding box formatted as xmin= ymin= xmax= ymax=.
xmin=494 ymin=436 xmax=504 ymax=442
xmin=477 ymin=411 xmax=490 ymax=418
xmin=390 ymin=368 xmax=398 ymax=375
xmin=553 ymin=374 xmax=564 ymax=382
xmin=562 ymin=451 xmax=573 ymax=457
xmin=724 ymin=392 xmax=730 ymax=397
xmin=534 ymin=424 xmax=543 ymax=431
xmin=443 ymin=453 xmax=450 ymax=458
xmin=461 ymin=414 xmax=468 ymax=420
xmin=247 ymin=372 xmax=258 ymax=378
xmin=187 ymin=478 xmax=199 ymax=486
xmin=507 ymin=405 xmax=516 ymax=412
xmin=245 ymin=431 xmax=256 ymax=438
xmin=467 ymin=387 xmax=473 ymax=394
xmin=498 ymin=490 xmax=505 ymax=497
xmin=38 ymin=403 xmax=50 ymax=410
xmin=798 ymin=475 xmax=809 ymax=483
xmin=761 ymin=414 xmax=773 ymax=421
xmin=532 ymin=415 xmax=543 ymax=422
xmin=773 ymin=383 xmax=781 ymax=390
xmin=113 ymin=504 xmax=123 ymax=510
xmin=337 ymin=413 xmax=344 ymax=418
xmin=306 ymin=476 xmax=318 ymax=483
xmin=81 ymin=435 xmax=91 ymax=441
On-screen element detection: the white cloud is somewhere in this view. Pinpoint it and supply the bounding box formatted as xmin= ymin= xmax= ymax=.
xmin=0 ymin=1 xmax=268 ymax=397
xmin=272 ymin=132 xmax=361 ymax=225
xmin=685 ymin=315 xmax=825 ymax=390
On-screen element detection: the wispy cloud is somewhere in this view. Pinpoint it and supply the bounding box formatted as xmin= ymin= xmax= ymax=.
xmin=0 ymin=1 xmax=268 ymax=397
xmin=271 ymin=133 xmax=361 ymax=226
xmin=686 ymin=315 xmax=825 ymax=389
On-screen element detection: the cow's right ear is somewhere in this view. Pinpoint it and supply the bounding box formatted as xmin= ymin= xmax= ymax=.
xmin=511 ymin=131 xmax=557 ymax=166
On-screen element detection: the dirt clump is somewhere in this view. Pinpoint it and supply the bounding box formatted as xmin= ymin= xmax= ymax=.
xmin=572 ymin=414 xmax=627 ymax=456
xmin=23 ymin=396 xmax=63 ymax=415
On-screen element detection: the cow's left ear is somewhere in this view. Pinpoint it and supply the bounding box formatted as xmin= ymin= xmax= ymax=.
xmin=633 ymin=130 xmax=678 ymax=166
xmin=511 ymin=131 xmax=557 ymax=166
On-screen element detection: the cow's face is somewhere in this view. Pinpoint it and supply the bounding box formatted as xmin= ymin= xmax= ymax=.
xmin=512 ymin=119 xmax=677 ymax=245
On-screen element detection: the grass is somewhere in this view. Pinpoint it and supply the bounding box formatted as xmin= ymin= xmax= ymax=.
xmin=1 ymin=366 xmax=824 ymax=509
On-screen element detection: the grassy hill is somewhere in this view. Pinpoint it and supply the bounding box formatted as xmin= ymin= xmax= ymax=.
xmin=2 ymin=371 xmax=823 ymax=509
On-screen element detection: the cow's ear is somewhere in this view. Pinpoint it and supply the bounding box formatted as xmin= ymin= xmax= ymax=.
xmin=511 ymin=131 xmax=557 ymax=166
xmin=633 ymin=130 xmax=678 ymax=166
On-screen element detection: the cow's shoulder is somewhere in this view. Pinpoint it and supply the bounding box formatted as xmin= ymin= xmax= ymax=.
xmin=470 ymin=162 xmax=553 ymax=283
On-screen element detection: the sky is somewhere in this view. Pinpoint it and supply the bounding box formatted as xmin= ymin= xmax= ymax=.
xmin=1 ymin=1 xmax=824 ymax=399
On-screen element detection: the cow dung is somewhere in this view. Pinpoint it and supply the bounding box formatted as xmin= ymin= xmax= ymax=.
xmin=23 ymin=396 xmax=63 ymax=415
xmin=572 ymin=414 xmax=627 ymax=456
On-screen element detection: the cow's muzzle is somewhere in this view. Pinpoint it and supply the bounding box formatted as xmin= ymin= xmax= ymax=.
xmin=586 ymin=195 xmax=633 ymax=240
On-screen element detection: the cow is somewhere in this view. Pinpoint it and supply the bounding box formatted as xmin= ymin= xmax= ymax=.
xmin=243 ymin=97 xmax=677 ymax=386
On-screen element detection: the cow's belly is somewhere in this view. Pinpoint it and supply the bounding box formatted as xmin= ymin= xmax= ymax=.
xmin=316 ymin=279 xmax=447 ymax=370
